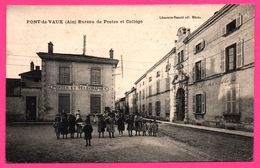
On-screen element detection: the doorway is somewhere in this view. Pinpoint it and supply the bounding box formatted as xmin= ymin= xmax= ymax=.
xmin=26 ymin=96 xmax=37 ymax=120
xmin=176 ymin=88 xmax=185 ymax=121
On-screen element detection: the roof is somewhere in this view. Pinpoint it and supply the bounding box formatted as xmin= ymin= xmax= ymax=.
xmin=19 ymin=70 xmax=41 ymax=80
xmin=116 ymin=97 xmax=126 ymax=103
xmin=183 ymin=4 xmax=235 ymax=43
xmin=125 ymin=87 xmax=136 ymax=96
xmin=6 ymin=78 xmax=21 ymax=96
xmin=134 ymin=47 xmax=176 ymax=84
xmin=37 ymin=52 xmax=119 ymax=67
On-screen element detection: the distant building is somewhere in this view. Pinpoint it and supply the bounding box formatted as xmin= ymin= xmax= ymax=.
xmin=115 ymin=97 xmax=126 ymax=114
xmin=37 ymin=42 xmax=119 ymax=120
xmin=135 ymin=48 xmax=175 ymax=120
xmin=125 ymin=87 xmax=137 ymax=115
xmin=6 ymin=61 xmax=41 ymax=121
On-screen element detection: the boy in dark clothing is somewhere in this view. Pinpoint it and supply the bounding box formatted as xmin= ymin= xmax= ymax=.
xmin=83 ymin=116 xmax=93 ymax=146
xmin=98 ymin=115 xmax=106 ymax=138
xmin=152 ymin=119 xmax=158 ymax=136
xmin=53 ymin=116 xmax=62 ymax=139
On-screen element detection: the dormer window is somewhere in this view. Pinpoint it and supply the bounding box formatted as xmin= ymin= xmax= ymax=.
xmin=194 ymin=39 xmax=205 ymax=54
xmin=223 ymin=14 xmax=243 ymax=36
xmin=156 ymin=71 xmax=160 ymax=78
xmin=226 ymin=20 xmax=236 ymax=33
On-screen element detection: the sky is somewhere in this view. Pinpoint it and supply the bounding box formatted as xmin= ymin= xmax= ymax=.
xmin=6 ymin=5 xmax=224 ymax=99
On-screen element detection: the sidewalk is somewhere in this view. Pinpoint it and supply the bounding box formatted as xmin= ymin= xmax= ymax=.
xmin=159 ymin=120 xmax=253 ymax=138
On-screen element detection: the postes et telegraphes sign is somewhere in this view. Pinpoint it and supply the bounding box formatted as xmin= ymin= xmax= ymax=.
xmin=49 ymin=84 xmax=110 ymax=92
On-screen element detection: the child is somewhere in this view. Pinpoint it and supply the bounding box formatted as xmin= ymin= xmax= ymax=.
xmin=152 ymin=119 xmax=158 ymax=136
xmin=83 ymin=116 xmax=93 ymax=146
xmin=142 ymin=120 xmax=148 ymax=136
xmin=53 ymin=116 xmax=62 ymax=139
xmin=98 ymin=115 xmax=106 ymax=138
xmin=148 ymin=120 xmax=153 ymax=136
xmin=75 ymin=111 xmax=83 ymax=138
xmin=126 ymin=115 xmax=134 ymax=137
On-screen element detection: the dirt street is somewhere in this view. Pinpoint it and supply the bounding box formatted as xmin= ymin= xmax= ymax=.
xmin=6 ymin=124 xmax=208 ymax=162
xmin=6 ymin=123 xmax=253 ymax=162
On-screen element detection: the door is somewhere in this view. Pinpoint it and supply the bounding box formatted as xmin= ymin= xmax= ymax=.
xmin=176 ymin=88 xmax=185 ymax=121
xmin=26 ymin=96 xmax=37 ymax=120
xmin=90 ymin=94 xmax=101 ymax=114
xmin=58 ymin=94 xmax=71 ymax=113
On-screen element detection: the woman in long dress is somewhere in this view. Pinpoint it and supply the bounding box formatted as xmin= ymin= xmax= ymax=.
xmin=117 ymin=113 xmax=125 ymax=136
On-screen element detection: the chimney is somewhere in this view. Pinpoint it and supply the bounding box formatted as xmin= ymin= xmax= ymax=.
xmin=30 ymin=61 xmax=34 ymax=71
xmin=35 ymin=66 xmax=40 ymax=71
xmin=187 ymin=28 xmax=191 ymax=35
xmin=48 ymin=42 xmax=53 ymax=54
xmin=109 ymin=48 xmax=114 ymax=59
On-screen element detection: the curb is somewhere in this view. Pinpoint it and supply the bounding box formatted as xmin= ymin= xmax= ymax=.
xmin=159 ymin=120 xmax=253 ymax=138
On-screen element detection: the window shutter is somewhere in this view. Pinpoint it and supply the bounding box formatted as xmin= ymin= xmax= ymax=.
xmin=222 ymin=25 xmax=226 ymax=36
xmin=192 ymin=65 xmax=195 ymax=83
xmin=193 ymin=95 xmax=196 ymax=113
xmin=210 ymin=57 xmax=215 ymax=76
xmin=220 ymin=50 xmax=225 ymax=73
xmin=226 ymin=90 xmax=231 ymax=114
xmin=193 ymin=45 xmax=196 ymax=54
xmin=236 ymin=14 xmax=243 ymax=27
xmin=224 ymin=90 xmax=227 ymax=114
xmin=236 ymin=39 xmax=244 ymax=68
xmin=201 ymin=93 xmax=206 ymax=114
xmin=174 ymin=54 xmax=179 ymax=65
xmin=201 ymin=58 xmax=206 ymax=79
xmin=202 ymin=40 xmax=205 ymax=50
xmin=235 ymin=87 xmax=240 ymax=114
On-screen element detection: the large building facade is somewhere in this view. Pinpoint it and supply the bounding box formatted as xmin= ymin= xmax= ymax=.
xmin=170 ymin=4 xmax=254 ymax=129
xmin=37 ymin=42 xmax=118 ymax=120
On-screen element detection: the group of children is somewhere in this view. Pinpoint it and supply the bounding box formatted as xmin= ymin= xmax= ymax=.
xmin=53 ymin=112 xmax=159 ymax=147
xmin=140 ymin=120 xmax=159 ymax=137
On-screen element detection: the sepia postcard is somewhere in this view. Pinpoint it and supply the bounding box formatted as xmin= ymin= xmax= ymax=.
xmin=5 ymin=4 xmax=255 ymax=164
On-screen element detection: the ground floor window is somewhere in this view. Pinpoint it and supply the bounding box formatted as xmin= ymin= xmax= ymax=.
xmin=155 ymin=101 xmax=161 ymax=116
xmin=196 ymin=94 xmax=202 ymax=114
xmin=142 ymin=104 xmax=145 ymax=115
xmin=192 ymin=92 xmax=206 ymax=118
xmin=165 ymin=99 xmax=170 ymax=118
xmin=58 ymin=93 xmax=70 ymax=113
xmin=90 ymin=94 xmax=101 ymax=113
xmin=26 ymin=96 xmax=37 ymax=120
xmin=148 ymin=103 xmax=152 ymax=116
xmin=224 ymin=87 xmax=240 ymax=123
